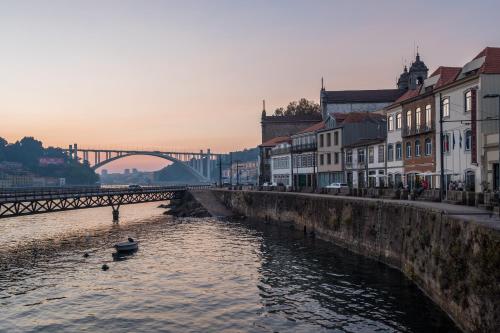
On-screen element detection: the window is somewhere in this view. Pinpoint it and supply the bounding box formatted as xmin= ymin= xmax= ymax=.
xmin=334 ymin=152 xmax=339 ymax=164
xmin=326 ymin=133 xmax=331 ymax=146
xmin=465 ymin=91 xmax=472 ymax=112
xmin=443 ymin=133 xmax=450 ymax=153
xmin=387 ymin=144 xmax=394 ymax=161
xmin=406 ymin=142 xmax=412 ymax=158
xmin=425 ymin=104 xmax=432 ymax=128
xmin=406 ymin=110 xmax=412 ymax=129
xmin=465 ymin=129 xmax=472 ymax=151
xmin=334 ymin=131 xmax=339 ymax=146
xmin=368 ymin=147 xmax=374 ymax=163
xmin=346 ymin=150 xmax=353 ymax=165
xmin=319 ymin=134 xmax=324 ymax=147
xmin=396 ymin=113 xmax=402 ymax=129
xmin=415 ymin=140 xmax=421 ymax=157
xmin=378 ymin=145 xmax=384 ymax=163
xmin=442 ymin=97 xmax=450 ymax=117
xmin=396 ymin=143 xmax=402 ymax=160
xmin=388 ymin=115 xmax=394 ymax=131
xmin=358 ymin=149 xmax=365 ymax=164
xmin=327 ymin=153 xmax=331 ymax=164
xmin=319 ymin=154 xmax=324 ymax=165
xmin=425 ymin=138 xmax=432 ymax=156
xmin=415 ymin=108 xmax=421 ymax=129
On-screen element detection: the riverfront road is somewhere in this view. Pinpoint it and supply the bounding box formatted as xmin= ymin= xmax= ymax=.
xmin=213 ymin=189 xmax=500 ymax=229
xmin=0 ymin=185 xmax=209 ymax=220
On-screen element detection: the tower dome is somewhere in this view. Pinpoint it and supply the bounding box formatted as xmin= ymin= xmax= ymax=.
xmin=408 ymin=52 xmax=428 ymax=89
xmin=397 ymin=66 xmax=409 ymax=90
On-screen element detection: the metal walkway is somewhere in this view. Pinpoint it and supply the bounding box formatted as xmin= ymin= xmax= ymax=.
xmin=0 ymin=186 xmax=204 ymax=220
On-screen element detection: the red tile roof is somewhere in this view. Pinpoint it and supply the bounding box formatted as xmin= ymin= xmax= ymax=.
xmin=331 ymin=112 xmax=348 ymax=123
xmin=395 ymin=87 xmax=421 ymax=103
xmin=430 ymin=66 xmax=461 ymax=89
xmin=296 ymin=121 xmax=326 ymax=134
xmin=474 ymin=47 xmax=500 ymax=74
xmin=259 ymin=136 xmax=290 ymax=147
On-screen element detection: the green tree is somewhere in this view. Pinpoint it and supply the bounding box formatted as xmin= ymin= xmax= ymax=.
xmin=273 ymin=98 xmax=320 ymax=116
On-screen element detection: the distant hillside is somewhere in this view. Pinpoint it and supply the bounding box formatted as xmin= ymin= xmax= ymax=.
xmin=221 ymin=147 xmax=258 ymax=163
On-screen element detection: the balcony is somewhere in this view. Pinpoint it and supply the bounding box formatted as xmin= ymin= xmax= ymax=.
xmin=402 ymin=121 xmax=435 ymax=137
xmin=292 ymin=143 xmax=317 ymax=153
xmin=271 ymin=147 xmax=291 ymax=156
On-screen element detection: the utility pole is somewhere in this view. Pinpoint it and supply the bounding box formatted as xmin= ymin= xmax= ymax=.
xmin=229 ymin=152 xmax=233 ymax=186
xmin=439 ymin=93 xmax=445 ymax=201
xmin=218 ymin=155 xmax=222 ymax=188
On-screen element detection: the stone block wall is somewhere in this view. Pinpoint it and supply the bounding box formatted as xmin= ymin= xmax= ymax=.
xmin=212 ymin=189 xmax=500 ymax=333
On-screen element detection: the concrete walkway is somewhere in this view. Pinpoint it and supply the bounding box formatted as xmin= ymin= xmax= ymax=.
xmin=190 ymin=189 xmax=233 ymax=218
xmin=213 ymin=189 xmax=500 ymax=230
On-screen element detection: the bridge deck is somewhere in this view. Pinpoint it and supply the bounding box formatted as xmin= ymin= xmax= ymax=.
xmin=0 ymin=186 xmax=208 ymax=219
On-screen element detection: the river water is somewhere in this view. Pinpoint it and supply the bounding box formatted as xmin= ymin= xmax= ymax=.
xmin=0 ymin=202 xmax=459 ymax=332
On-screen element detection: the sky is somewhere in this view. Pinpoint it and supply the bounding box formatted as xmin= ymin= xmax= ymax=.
xmin=1 ymin=0 xmax=499 ymax=172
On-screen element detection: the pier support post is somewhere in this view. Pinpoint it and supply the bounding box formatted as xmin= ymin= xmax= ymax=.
xmin=112 ymin=208 xmax=119 ymax=222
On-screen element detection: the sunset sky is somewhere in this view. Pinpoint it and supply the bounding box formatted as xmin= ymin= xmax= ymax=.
xmin=1 ymin=0 xmax=499 ymax=172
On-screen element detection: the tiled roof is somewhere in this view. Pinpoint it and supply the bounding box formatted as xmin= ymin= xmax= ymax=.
xmin=432 ymin=66 xmax=461 ymax=89
xmin=331 ymin=112 xmax=348 ymax=123
xmin=342 ymin=112 xmax=385 ymax=124
xmin=296 ymin=121 xmax=326 ymax=134
xmin=474 ymin=47 xmax=500 ymax=74
xmin=323 ymin=89 xmax=405 ymax=104
xmin=259 ymin=136 xmax=290 ymax=147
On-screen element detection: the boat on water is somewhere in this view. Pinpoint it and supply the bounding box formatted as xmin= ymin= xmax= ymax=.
xmin=115 ymin=238 xmax=139 ymax=253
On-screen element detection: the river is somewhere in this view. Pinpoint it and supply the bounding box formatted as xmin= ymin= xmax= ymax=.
xmin=0 ymin=202 xmax=459 ymax=332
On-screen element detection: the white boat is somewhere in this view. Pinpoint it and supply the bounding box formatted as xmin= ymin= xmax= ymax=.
xmin=114 ymin=238 xmax=138 ymax=252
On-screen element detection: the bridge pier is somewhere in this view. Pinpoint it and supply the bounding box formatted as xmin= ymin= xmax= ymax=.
xmin=112 ymin=208 xmax=119 ymax=222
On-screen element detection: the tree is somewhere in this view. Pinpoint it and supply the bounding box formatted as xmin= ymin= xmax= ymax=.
xmin=273 ymin=98 xmax=320 ymax=116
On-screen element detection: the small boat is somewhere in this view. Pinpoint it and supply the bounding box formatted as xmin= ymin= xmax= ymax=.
xmin=114 ymin=238 xmax=139 ymax=253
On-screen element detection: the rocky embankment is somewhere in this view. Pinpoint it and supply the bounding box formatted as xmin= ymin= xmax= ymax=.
xmin=161 ymin=191 xmax=211 ymax=218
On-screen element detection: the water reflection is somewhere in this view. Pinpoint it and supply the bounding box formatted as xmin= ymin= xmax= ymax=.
xmin=0 ymin=205 xmax=459 ymax=332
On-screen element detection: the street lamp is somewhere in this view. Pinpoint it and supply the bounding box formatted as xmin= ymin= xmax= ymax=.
xmin=484 ymin=94 xmax=500 ymax=191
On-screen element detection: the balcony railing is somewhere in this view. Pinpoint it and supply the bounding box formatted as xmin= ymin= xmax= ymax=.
xmin=402 ymin=121 xmax=435 ymax=137
xmin=271 ymin=147 xmax=291 ymax=155
xmin=292 ymin=143 xmax=317 ymax=152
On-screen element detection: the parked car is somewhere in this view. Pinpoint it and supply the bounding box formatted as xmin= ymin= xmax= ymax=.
xmin=128 ymin=184 xmax=143 ymax=191
xmin=325 ymin=183 xmax=349 ymax=189
xmin=263 ymin=182 xmax=277 ymax=187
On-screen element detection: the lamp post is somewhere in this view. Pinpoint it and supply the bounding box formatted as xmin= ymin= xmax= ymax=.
xmin=484 ymin=94 xmax=500 ymax=191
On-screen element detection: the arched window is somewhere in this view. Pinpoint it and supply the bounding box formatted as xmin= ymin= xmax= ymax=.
xmin=387 ymin=144 xmax=394 ymax=161
xmin=396 ymin=113 xmax=402 ymax=130
xmin=388 ymin=115 xmax=394 ymax=131
xmin=442 ymin=98 xmax=450 ymax=117
xmin=396 ymin=143 xmax=402 ymax=160
xmin=425 ymin=138 xmax=432 ymax=156
xmin=406 ymin=110 xmax=412 ymax=129
xmin=465 ymin=91 xmax=472 ymax=112
xmin=465 ymin=129 xmax=472 ymax=151
xmin=415 ymin=108 xmax=421 ymax=130
xmin=425 ymin=104 xmax=432 ymax=128
xmin=406 ymin=142 xmax=412 ymax=158
xmin=415 ymin=140 xmax=421 ymax=157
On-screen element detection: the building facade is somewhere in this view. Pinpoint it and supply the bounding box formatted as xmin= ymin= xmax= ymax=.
xmin=291 ymin=122 xmax=324 ymax=188
xmin=385 ymin=103 xmax=404 ymax=187
xmin=270 ymin=142 xmax=292 ymax=186
xmin=317 ymin=125 xmax=344 ymax=187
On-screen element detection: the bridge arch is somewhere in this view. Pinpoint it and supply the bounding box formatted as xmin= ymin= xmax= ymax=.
xmin=91 ymin=152 xmax=209 ymax=182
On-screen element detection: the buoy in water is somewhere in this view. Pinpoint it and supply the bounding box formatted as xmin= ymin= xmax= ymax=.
xmin=101 ymin=264 xmax=109 ymax=271
xmin=83 ymin=253 xmax=89 ymax=258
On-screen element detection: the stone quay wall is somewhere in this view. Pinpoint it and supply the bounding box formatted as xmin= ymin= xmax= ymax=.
xmin=210 ymin=189 xmax=499 ymax=333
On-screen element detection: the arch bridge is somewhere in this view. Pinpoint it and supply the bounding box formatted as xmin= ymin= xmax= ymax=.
xmin=64 ymin=144 xmax=221 ymax=182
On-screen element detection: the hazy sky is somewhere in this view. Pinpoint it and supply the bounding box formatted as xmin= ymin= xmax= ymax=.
xmin=1 ymin=0 xmax=499 ymax=171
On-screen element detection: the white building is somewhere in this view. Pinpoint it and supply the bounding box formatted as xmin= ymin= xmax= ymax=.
xmin=344 ymin=138 xmax=386 ymax=188
xmin=385 ymin=103 xmax=404 ymax=187
xmin=434 ymin=47 xmax=500 ymax=192
xmin=270 ymin=142 xmax=292 ymax=186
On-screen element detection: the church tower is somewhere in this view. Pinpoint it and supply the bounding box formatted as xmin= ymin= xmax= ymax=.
xmin=397 ymin=65 xmax=409 ymax=90
xmin=408 ymin=52 xmax=428 ymax=90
